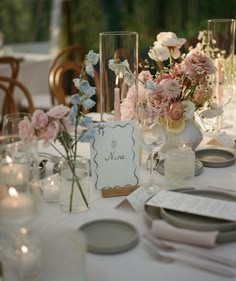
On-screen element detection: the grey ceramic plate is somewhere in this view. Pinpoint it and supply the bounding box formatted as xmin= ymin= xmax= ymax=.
xmin=79 ymin=219 xmax=139 ymax=254
xmin=195 ymin=148 xmax=235 ymax=168
xmin=156 ymin=159 xmax=203 ymax=176
xmin=144 ymin=188 xmax=236 ymax=243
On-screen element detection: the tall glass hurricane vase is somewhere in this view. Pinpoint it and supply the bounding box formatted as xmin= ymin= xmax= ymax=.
xmin=99 ymin=31 xmax=138 ymax=121
xmin=207 ymin=19 xmax=236 ymax=131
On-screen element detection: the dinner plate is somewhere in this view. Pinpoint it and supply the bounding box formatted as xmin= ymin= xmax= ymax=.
xmin=78 ymin=219 xmax=139 ymax=254
xmin=195 ymin=148 xmax=235 ymax=168
xmin=156 ymin=159 xmax=203 ymax=176
xmin=144 ymin=188 xmax=236 ymax=243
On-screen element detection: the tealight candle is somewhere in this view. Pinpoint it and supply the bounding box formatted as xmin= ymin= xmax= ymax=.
xmin=42 ymin=176 xmax=60 ymax=202
xmin=0 ymin=187 xmax=36 ymax=221
xmin=17 ymin=243 xmax=41 ymax=280
xmin=0 ymin=156 xmax=30 ymax=186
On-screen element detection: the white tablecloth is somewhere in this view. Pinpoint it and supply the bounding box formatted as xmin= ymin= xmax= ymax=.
xmin=33 ymin=140 xmax=236 ymax=281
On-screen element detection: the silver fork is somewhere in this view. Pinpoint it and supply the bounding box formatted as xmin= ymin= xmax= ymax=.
xmin=144 ymin=242 xmax=235 ymax=278
xmin=144 ymin=232 xmax=236 ymax=268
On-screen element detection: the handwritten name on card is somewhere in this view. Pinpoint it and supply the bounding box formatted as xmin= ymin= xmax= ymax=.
xmin=90 ymin=121 xmax=140 ymax=191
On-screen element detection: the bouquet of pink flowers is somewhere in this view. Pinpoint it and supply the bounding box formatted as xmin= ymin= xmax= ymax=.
xmin=111 ymin=32 xmax=223 ymax=133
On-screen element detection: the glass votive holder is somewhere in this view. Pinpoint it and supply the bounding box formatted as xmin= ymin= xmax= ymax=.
xmin=164 ymin=145 xmax=195 ymax=189
xmin=2 ymin=228 xmax=41 ymax=281
xmin=40 ymin=174 xmax=60 ymax=203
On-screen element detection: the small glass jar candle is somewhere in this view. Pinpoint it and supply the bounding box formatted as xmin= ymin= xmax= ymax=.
xmin=41 ymin=174 xmax=60 ymax=203
xmin=164 ymin=144 xmax=195 ymax=189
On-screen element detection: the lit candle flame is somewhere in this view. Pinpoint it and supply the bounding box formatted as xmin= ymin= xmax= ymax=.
xmin=21 ymin=245 xmax=29 ymax=254
xmin=6 ymin=155 xmax=13 ymax=164
xmin=115 ymin=75 xmax=119 ymax=87
xmin=50 ymin=181 xmax=54 ymax=186
xmin=16 ymin=172 xmax=23 ymax=181
xmin=8 ymin=187 xmax=18 ymax=198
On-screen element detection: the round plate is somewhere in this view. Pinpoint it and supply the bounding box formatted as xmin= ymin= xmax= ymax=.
xmin=79 ymin=219 xmax=139 ymax=254
xmin=156 ymin=159 xmax=203 ymax=176
xmin=195 ymin=148 xmax=235 ymax=168
xmin=144 ymin=188 xmax=236 ymax=243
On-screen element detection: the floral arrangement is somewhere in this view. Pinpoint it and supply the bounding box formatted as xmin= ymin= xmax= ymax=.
xmin=18 ymin=50 xmax=99 ymax=211
xmin=111 ymin=32 xmax=223 ymax=133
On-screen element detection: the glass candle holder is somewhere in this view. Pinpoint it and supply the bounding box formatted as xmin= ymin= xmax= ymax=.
xmin=207 ymin=19 xmax=236 ymax=131
xmin=99 ymin=31 xmax=138 ymax=121
xmin=0 ymin=135 xmax=41 ymax=229
xmin=2 ymin=228 xmax=41 ymax=281
xmin=40 ymin=174 xmax=60 ymax=203
xmin=164 ymin=145 xmax=195 ymax=189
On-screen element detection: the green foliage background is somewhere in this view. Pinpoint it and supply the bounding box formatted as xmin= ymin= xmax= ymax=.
xmin=0 ymin=0 xmax=235 ymax=55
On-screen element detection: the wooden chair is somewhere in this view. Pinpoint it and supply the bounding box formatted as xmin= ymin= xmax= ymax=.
xmin=0 ymin=82 xmax=17 ymax=131
xmin=0 ymin=56 xmax=22 ymax=98
xmin=49 ymin=44 xmax=100 ymax=112
xmin=0 ymin=76 xmax=35 ymax=115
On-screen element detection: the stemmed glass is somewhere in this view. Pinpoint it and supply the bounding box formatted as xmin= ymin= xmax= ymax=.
xmin=137 ymin=105 xmax=168 ymax=194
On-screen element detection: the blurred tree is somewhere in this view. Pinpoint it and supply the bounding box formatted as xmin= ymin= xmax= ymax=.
xmin=0 ymin=0 xmax=51 ymax=44
xmin=0 ymin=0 xmax=235 ymax=53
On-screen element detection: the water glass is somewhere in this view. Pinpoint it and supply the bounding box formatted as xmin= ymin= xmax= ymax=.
xmin=2 ymin=112 xmax=31 ymax=135
xmin=99 ymin=31 xmax=138 ymax=121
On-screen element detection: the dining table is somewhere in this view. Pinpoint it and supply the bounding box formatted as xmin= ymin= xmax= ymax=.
xmin=30 ymin=132 xmax=236 ymax=281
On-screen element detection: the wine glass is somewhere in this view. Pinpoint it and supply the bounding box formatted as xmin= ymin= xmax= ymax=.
xmin=2 ymin=112 xmax=31 ymax=135
xmin=137 ymin=105 xmax=168 ymax=194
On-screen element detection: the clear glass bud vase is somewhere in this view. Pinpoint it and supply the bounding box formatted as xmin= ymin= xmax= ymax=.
xmin=59 ymin=157 xmax=90 ymax=213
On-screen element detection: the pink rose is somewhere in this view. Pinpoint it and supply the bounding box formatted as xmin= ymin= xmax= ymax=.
xmin=138 ymin=70 xmax=153 ymax=82
xmin=168 ymin=102 xmax=184 ymax=120
xmin=18 ymin=117 xmax=34 ymax=143
xmin=32 ymin=109 xmax=48 ymax=129
xmin=38 ymin=120 xmax=59 ymax=145
xmin=47 ymin=105 xmax=70 ymax=119
xmin=147 ymin=84 xmax=167 ymax=113
xmin=193 ymin=86 xmax=213 ymax=105
xmin=181 ymin=48 xmax=216 ymax=80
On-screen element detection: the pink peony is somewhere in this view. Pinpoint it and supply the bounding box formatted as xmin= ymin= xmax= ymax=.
xmin=160 ymin=79 xmax=181 ymax=100
xmin=32 ymin=109 xmax=48 ymax=129
xmin=38 ymin=121 xmax=60 ymax=145
xmin=47 ymin=105 xmax=70 ymax=119
xmin=18 ymin=116 xmax=34 ymax=143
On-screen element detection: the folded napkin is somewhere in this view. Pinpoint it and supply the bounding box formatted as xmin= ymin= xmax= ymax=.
xmin=151 ymin=220 xmax=218 ymax=248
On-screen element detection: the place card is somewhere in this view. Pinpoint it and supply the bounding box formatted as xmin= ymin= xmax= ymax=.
xmin=146 ymin=190 xmax=236 ymax=221
xmin=116 ymin=187 xmax=151 ymax=212
xmin=207 ymin=131 xmax=235 ymax=148
xmin=90 ymin=121 xmax=140 ymax=197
